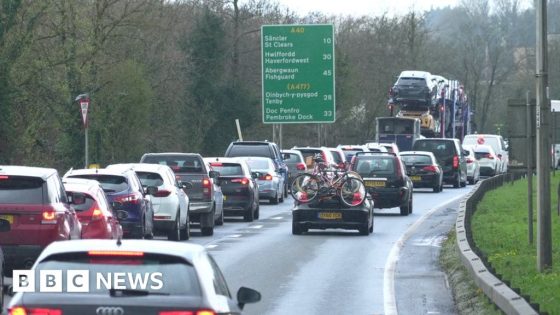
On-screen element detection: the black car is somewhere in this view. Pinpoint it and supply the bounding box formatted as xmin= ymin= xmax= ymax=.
xmin=206 ymin=158 xmax=260 ymax=222
xmin=411 ymin=138 xmax=467 ymax=188
xmin=224 ymin=141 xmax=289 ymax=199
xmin=399 ymin=151 xmax=444 ymax=192
xmin=7 ymin=239 xmax=261 ymax=315
xmin=351 ymin=152 xmax=413 ymax=216
xmin=140 ymin=153 xmax=223 ymax=236
xmin=64 ymin=168 xmax=155 ymax=239
xmin=389 ymin=70 xmax=435 ymax=106
xmin=0 ymin=245 xmax=4 ymax=310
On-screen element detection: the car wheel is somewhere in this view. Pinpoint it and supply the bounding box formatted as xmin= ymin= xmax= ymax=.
xmin=215 ymin=205 xmax=224 ymax=226
xmin=433 ymin=184 xmax=440 ymax=193
xmin=468 ymin=177 xmax=474 ymax=185
xmin=180 ymin=213 xmax=190 ymax=241
xmin=453 ymin=174 xmax=460 ymax=188
xmin=400 ymin=203 xmax=409 ymax=216
xmin=292 ymin=221 xmax=304 ymax=235
xmin=279 ymin=185 xmax=285 ymax=203
xmin=168 ymin=215 xmax=180 ymax=241
xmin=254 ymin=203 xmax=260 ymax=220
xmin=284 ymin=182 xmax=289 ymax=198
xmin=369 ymin=214 xmax=374 ymax=233
xmin=0 ymin=265 xmax=4 ymax=309
xmin=408 ymin=195 xmax=413 ymax=214
xmin=358 ymin=224 xmax=369 ymax=235
xmin=143 ymin=215 xmax=153 ymax=239
xmin=270 ymin=191 xmax=279 ymax=205
xmin=244 ymin=205 xmax=254 ymax=222
xmin=201 ymin=226 xmax=214 ymax=236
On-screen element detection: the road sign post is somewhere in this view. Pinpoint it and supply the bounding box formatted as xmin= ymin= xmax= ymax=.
xmin=75 ymin=94 xmax=90 ymax=168
xmin=261 ymin=24 xmax=335 ymax=124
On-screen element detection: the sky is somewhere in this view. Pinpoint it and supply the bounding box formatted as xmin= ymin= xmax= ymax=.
xmin=270 ymin=0 xmax=461 ymax=17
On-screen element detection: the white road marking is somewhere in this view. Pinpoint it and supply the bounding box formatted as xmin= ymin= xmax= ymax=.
xmin=250 ymin=225 xmax=264 ymax=229
xmin=228 ymin=234 xmax=242 ymax=238
xmin=383 ymin=195 xmax=465 ymax=315
xmin=271 ymin=216 xmax=284 ymax=220
xmin=206 ymin=244 xmax=218 ymax=249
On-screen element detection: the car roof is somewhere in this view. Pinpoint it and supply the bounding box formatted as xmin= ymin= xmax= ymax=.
xmin=108 ymin=163 xmax=170 ymax=173
xmin=204 ymin=157 xmax=244 ymax=164
xmin=281 ymin=149 xmax=304 ymax=156
xmin=62 ymin=177 xmax=102 ymax=193
xmin=64 ymin=168 xmax=132 ymax=177
xmin=464 ymin=134 xmax=502 ymax=138
xmin=399 ymin=70 xmax=431 ymax=79
xmin=230 ymin=141 xmax=274 ymax=145
xmin=35 ymin=239 xmax=205 ymax=265
xmin=0 ymin=165 xmax=57 ymax=180
xmin=399 ymin=151 xmax=436 ymax=158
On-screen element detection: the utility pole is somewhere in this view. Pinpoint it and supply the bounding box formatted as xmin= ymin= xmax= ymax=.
xmin=527 ymin=91 xmax=533 ymax=245
xmin=535 ymin=0 xmax=552 ymax=271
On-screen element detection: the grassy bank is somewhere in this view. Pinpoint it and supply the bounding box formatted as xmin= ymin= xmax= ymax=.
xmin=472 ymin=174 xmax=560 ymax=314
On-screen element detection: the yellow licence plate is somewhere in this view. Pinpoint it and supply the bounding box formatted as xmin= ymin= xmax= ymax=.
xmin=364 ymin=180 xmax=386 ymax=188
xmin=223 ymin=195 xmax=227 ymax=201
xmin=0 ymin=214 xmax=13 ymax=224
xmin=318 ymin=212 xmax=342 ymax=220
xmin=410 ymin=176 xmax=422 ymax=181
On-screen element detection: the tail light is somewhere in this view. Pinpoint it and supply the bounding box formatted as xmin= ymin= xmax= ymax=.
xmin=0 ymin=175 xmax=8 ymax=180
xmin=41 ymin=209 xmax=57 ymax=225
xmin=155 ymin=189 xmax=172 ymax=197
xmin=395 ymin=159 xmax=404 ymax=183
xmin=453 ymin=155 xmax=459 ymax=169
xmin=466 ymin=158 xmax=473 ymax=164
xmin=202 ymin=177 xmax=212 ymax=199
xmin=484 ymin=154 xmax=495 ymax=160
xmin=91 ymin=209 xmax=103 ymax=221
xmin=422 ymin=165 xmax=438 ymax=172
xmin=260 ymin=174 xmax=273 ymax=181
xmin=9 ymin=307 xmax=62 ymax=315
xmin=231 ymin=178 xmax=249 ymax=185
xmin=114 ymin=193 xmax=141 ymax=205
xmin=296 ymin=163 xmax=306 ymax=171
xmin=159 ymin=310 xmax=215 ymax=315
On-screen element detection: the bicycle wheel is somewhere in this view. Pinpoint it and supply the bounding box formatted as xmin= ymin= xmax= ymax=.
xmin=339 ymin=176 xmax=366 ymax=207
xmin=290 ymin=173 xmax=320 ymax=203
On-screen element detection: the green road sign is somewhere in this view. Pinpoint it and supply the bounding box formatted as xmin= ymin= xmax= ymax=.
xmin=261 ymin=24 xmax=335 ymax=124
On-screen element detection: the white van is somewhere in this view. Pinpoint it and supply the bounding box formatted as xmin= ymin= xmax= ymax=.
xmin=463 ymin=134 xmax=509 ymax=174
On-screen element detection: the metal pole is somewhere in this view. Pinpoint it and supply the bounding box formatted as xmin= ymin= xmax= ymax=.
xmin=554 ymin=109 xmax=556 ymax=176
xmin=85 ymin=127 xmax=89 ymax=168
xmin=235 ymin=119 xmax=243 ymax=141
xmin=441 ymin=97 xmax=446 ymax=138
xmin=527 ymin=91 xmax=533 ymax=244
xmin=317 ymin=124 xmax=321 ymax=146
xmin=452 ymin=83 xmax=456 ymax=139
xmin=536 ymin=0 xmax=552 ymax=271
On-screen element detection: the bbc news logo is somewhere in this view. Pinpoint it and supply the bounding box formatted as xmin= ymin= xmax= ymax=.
xmin=13 ymin=270 xmax=163 ymax=293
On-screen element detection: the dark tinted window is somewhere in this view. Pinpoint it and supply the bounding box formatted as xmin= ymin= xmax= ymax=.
xmin=142 ymin=155 xmax=204 ymax=174
xmin=70 ymin=194 xmax=95 ymax=212
xmin=228 ymin=145 xmax=271 ymax=158
xmin=330 ymin=151 xmax=343 ymax=164
xmin=136 ymin=172 xmax=164 ymax=187
xmin=413 ymin=141 xmax=456 ymax=158
xmin=397 ymin=77 xmax=427 ymax=86
xmin=354 ymin=157 xmax=395 ymax=176
xmin=211 ymin=163 xmax=244 ymax=176
xmin=244 ymin=159 xmax=271 ymax=171
xmin=0 ymin=176 xmax=44 ymax=204
xmin=283 ymin=153 xmax=302 ymax=163
xmin=36 ymin=253 xmax=200 ymax=295
xmin=401 ymin=155 xmax=432 ymax=165
xmin=69 ymin=175 xmax=128 ymax=193
xmin=378 ymin=119 xmax=414 ymax=134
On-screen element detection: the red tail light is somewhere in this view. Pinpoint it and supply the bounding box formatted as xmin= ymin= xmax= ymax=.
xmin=466 ymin=158 xmax=473 ymax=164
xmin=0 ymin=175 xmax=8 ymax=180
xmin=484 ymin=154 xmax=495 ymax=160
xmin=232 ymin=178 xmax=249 ymax=185
xmin=395 ymin=159 xmax=404 ymax=181
xmin=260 ymin=174 xmax=273 ymax=181
xmin=41 ymin=209 xmax=57 ymax=224
xmin=155 ymin=189 xmax=172 ymax=197
xmin=453 ymin=155 xmax=459 ymax=169
xmin=159 ymin=310 xmax=215 ymax=315
xmin=9 ymin=307 xmax=62 ymax=315
xmin=88 ymin=250 xmax=144 ymax=257
xmin=202 ymin=177 xmax=212 ymax=199
xmin=296 ymin=163 xmax=306 ymax=170
xmin=321 ymin=152 xmax=327 ymax=163
xmin=210 ymin=162 xmax=222 ymax=166
xmin=91 ymin=209 xmax=103 ymax=220
xmin=114 ymin=193 xmax=141 ymax=204
xmin=422 ymin=165 xmax=438 ymax=172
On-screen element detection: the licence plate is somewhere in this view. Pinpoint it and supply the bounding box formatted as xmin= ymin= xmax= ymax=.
xmin=318 ymin=212 xmax=342 ymax=220
xmin=364 ymin=180 xmax=386 ymax=188
xmin=0 ymin=214 xmax=13 ymax=224
xmin=410 ymin=175 xmax=422 ymax=181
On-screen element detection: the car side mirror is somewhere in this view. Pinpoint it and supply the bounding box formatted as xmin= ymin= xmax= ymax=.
xmin=209 ymin=170 xmax=220 ymax=179
xmin=145 ymin=186 xmax=158 ymax=196
xmin=69 ymin=192 xmax=86 ymax=205
xmin=237 ymin=287 xmax=261 ymax=310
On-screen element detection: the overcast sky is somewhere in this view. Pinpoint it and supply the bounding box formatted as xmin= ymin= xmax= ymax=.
xmin=269 ymin=0 xmax=461 ymax=17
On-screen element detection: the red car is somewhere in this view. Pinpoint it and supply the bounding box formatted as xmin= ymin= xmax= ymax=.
xmin=63 ymin=178 xmax=123 ymax=240
xmin=0 ymin=166 xmax=82 ymax=274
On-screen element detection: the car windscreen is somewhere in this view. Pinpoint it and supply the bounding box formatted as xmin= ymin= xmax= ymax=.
xmin=0 ymin=176 xmax=44 ymax=204
xmin=211 ymin=163 xmax=244 ymax=176
xmin=353 ymin=157 xmax=395 ymax=176
xmin=228 ymin=145 xmax=271 ymax=158
xmin=69 ymin=175 xmax=129 ymax=193
xmin=142 ymin=155 xmax=204 ymax=174
xmin=244 ymin=159 xmax=270 ymax=172
xmin=136 ymin=172 xmax=165 ymax=187
xmin=35 ymin=252 xmax=201 ymax=295
xmin=397 ymin=77 xmax=426 ymax=86
xmin=400 ymin=155 xmax=432 ymax=165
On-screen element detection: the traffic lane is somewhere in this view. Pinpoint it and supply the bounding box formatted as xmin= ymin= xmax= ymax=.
xmin=209 ymin=186 xmax=473 ymax=315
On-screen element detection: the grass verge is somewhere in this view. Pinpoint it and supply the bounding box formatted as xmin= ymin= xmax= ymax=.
xmin=471 ymin=173 xmax=560 ymax=314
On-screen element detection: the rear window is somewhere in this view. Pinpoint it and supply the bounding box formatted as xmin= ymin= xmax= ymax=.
xmin=136 ymin=172 xmax=165 ymax=187
xmin=227 ymin=145 xmax=271 ymax=158
xmin=211 ymin=163 xmax=244 ymax=176
xmin=283 ymin=153 xmax=302 ymax=163
xmin=69 ymin=175 xmax=128 ymax=193
xmin=142 ymin=155 xmax=204 ymax=174
xmin=397 ymin=77 xmax=427 ymax=86
xmin=36 ymin=253 xmax=200 ymax=295
xmin=0 ymin=176 xmax=44 ymax=204
xmin=353 ymin=157 xmax=395 ymax=176
xmin=244 ymin=159 xmax=270 ymax=171
xmin=413 ymin=141 xmax=456 ymax=158
xmin=70 ymin=194 xmax=95 ymax=212
xmin=463 ymin=137 xmax=500 ymax=153
xmin=401 ymin=155 xmax=432 ymax=165
xmin=330 ymin=151 xmax=343 ymax=164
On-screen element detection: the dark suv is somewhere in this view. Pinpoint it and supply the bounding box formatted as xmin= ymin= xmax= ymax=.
xmin=140 ymin=153 xmax=222 ymax=236
xmin=350 ymin=152 xmax=413 ymax=216
xmin=411 ymin=138 xmax=467 ymax=188
xmin=224 ymin=141 xmax=289 ymax=198
xmin=0 ymin=166 xmax=82 ymax=274
xmin=64 ymin=168 xmax=154 ymax=239
xmin=390 ymin=70 xmax=435 ymax=106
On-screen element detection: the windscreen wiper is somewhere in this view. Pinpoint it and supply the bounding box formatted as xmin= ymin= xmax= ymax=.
xmin=109 ymin=288 xmax=169 ymax=297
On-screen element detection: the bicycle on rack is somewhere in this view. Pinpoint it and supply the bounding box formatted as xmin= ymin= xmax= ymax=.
xmin=290 ymin=154 xmax=366 ymax=207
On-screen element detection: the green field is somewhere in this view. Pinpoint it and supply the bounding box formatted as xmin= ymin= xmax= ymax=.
xmin=472 ymin=173 xmax=560 ymax=314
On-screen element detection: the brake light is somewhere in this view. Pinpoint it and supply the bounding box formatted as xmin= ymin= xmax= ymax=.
xmin=9 ymin=307 xmax=62 ymax=315
xmin=0 ymin=175 xmax=8 ymax=180
xmin=296 ymin=163 xmax=306 ymax=170
xmin=202 ymin=177 xmax=212 ymax=198
xmin=155 ymin=189 xmax=172 ymax=197
xmin=395 ymin=159 xmax=403 ymax=180
xmin=114 ymin=193 xmax=141 ymax=204
xmin=91 ymin=209 xmax=103 ymax=220
xmin=210 ymin=162 xmax=222 ymax=166
xmin=41 ymin=209 xmax=57 ymax=224
xmin=484 ymin=154 xmax=495 ymax=160
xmin=159 ymin=310 xmax=215 ymax=315
xmin=422 ymin=165 xmax=438 ymax=172
xmin=232 ymin=178 xmax=249 ymax=185
xmin=88 ymin=250 xmax=144 ymax=257
xmin=260 ymin=174 xmax=273 ymax=181
xmin=453 ymin=155 xmax=459 ymax=169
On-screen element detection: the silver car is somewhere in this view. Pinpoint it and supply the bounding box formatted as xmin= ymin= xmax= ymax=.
xmin=240 ymin=157 xmax=285 ymax=204
xmin=282 ymin=149 xmax=308 ymax=185
xmin=462 ymin=145 xmax=480 ymax=185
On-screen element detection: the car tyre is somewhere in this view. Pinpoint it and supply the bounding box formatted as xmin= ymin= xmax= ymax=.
xmin=279 ymin=185 xmax=285 ymax=203
xmin=468 ymin=177 xmax=474 ymax=185
xmin=270 ymin=191 xmax=279 ymax=205
xmin=180 ymin=214 xmax=190 ymax=241
xmin=453 ymin=174 xmax=461 ymax=188
xmin=200 ymin=209 xmax=215 ymax=236
xmin=292 ymin=221 xmax=305 ymax=235
xmin=254 ymin=204 xmax=260 ymax=220
xmin=215 ymin=205 xmax=224 ymax=226
xmin=201 ymin=226 xmax=214 ymax=236
xmin=0 ymin=265 xmax=4 ymax=309
xmin=284 ymin=182 xmax=289 ymax=198
xmin=369 ymin=214 xmax=374 ymax=233
xmin=244 ymin=205 xmax=254 ymax=222
xmin=168 ymin=215 xmax=180 ymax=241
